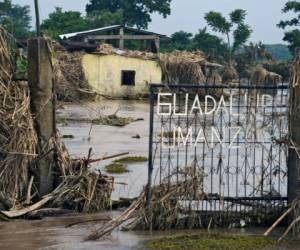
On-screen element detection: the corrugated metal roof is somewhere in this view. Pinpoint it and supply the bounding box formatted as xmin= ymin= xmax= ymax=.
xmin=59 ymin=25 xmax=121 ymax=39
xmin=59 ymin=25 xmax=168 ymax=39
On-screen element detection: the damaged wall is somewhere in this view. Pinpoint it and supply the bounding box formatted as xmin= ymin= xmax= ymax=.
xmin=82 ymin=54 xmax=162 ymax=98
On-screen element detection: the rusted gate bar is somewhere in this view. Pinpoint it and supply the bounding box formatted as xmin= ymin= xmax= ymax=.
xmin=147 ymin=83 xmax=289 ymax=228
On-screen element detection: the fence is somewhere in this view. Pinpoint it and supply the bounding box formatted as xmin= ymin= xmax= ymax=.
xmin=147 ymin=82 xmax=289 ymax=228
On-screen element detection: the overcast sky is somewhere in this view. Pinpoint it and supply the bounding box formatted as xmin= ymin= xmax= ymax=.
xmin=13 ymin=0 xmax=294 ymax=44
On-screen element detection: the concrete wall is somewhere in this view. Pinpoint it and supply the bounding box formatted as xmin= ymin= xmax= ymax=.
xmin=82 ymin=54 xmax=162 ymax=98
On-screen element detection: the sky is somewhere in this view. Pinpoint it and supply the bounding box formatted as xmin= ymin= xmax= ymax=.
xmin=13 ymin=0 xmax=295 ymax=44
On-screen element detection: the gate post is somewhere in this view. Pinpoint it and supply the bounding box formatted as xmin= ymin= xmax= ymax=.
xmin=288 ymin=49 xmax=300 ymax=203
xmin=28 ymin=38 xmax=55 ymax=196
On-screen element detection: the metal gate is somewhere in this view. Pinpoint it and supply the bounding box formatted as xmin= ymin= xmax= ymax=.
xmin=147 ymin=83 xmax=289 ymax=228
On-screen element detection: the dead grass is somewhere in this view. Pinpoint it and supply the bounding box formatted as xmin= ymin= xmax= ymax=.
xmin=0 ymin=27 xmax=37 ymax=208
xmin=159 ymin=51 xmax=206 ymax=84
xmin=0 ymin=28 xmax=114 ymax=214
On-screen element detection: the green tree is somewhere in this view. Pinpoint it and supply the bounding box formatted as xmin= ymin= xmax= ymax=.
xmin=41 ymin=7 xmax=89 ymax=39
xmin=169 ymin=31 xmax=193 ymax=50
xmin=86 ymin=10 xmax=123 ymax=29
xmin=161 ymin=28 xmax=227 ymax=62
xmin=0 ymin=0 xmax=31 ymax=39
xmin=191 ymin=28 xmax=227 ymax=61
xmin=278 ymin=1 xmax=300 ymax=54
xmin=85 ymin=0 xmax=172 ymax=29
xmin=204 ymin=9 xmax=252 ymax=64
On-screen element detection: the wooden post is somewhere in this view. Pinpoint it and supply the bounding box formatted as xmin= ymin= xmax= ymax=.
xmin=28 ymin=38 xmax=55 ymax=196
xmin=34 ymin=0 xmax=40 ymax=36
xmin=155 ymin=37 xmax=160 ymax=54
xmin=288 ymin=49 xmax=300 ymax=203
xmin=119 ymin=27 xmax=124 ymax=50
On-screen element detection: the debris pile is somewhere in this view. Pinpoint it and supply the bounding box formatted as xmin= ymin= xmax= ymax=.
xmin=221 ymin=65 xmax=238 ymax=83
xmin=86 ymin=167 xmax=204 ymax=240
xmin=0 ymin=27 xmax=12 ymax=82
xmin=54 ymin=51 xmax=94 ymax=102
xmin=96 ymin=44 xmax=223 ymax=85
xmin=96 ymin=43 xmax=158 ymax=60
xmin=159 ymin=51 xmax=207 ymax=84
xmin=51 ymin=142 xmax=114 ymax=213
xmin=0 ymin=28 xmax=114 ymax=218
xmin=59 ymin=113 xmax=143 ymax=127
xmin=0 ymin=27 xmax=37 ymax=208
xmin=250 ymin=65 xmax=283 ymax=85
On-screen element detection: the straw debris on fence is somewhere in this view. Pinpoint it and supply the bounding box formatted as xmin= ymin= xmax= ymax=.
xmin=86 ymin=167 xmax=205 ymax=240
xmin=264 ymin=49 xmax=300 ymax=241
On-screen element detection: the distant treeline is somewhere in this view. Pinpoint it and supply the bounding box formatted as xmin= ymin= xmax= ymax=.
xmin=265 ymin=44 xmax=292 ymax=61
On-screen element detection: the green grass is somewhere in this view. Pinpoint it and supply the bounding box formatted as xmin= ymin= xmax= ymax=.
xmin=62 ymin=134 xmax=74 ymax=139
xmin=105 ymin=162 xmax=129 ymax=174
xmin=146 ymin=233 xmax=278 ymax=250
xmin=105 ymin=156 xmax=147 ymax=174
xmin=114 ymin=156 xmax=148 ymax=164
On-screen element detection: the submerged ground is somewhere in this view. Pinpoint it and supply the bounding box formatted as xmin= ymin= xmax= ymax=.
xmin=57 ymin=100 xmax=150 ymax=200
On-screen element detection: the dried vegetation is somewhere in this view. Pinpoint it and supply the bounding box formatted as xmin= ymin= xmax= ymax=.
xmin=0 ymin=28 xmax=114 ymax=217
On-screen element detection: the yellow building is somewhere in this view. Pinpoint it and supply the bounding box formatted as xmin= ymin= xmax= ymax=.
xmin=82 ymin=53 xmax=162 ymax=98
xmin=59 ymin=25 xmax=167 ymax=98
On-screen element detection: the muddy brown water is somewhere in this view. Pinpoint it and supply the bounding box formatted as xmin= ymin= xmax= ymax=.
xmin=0 ymin=100 xmax=298 ymax=249
xmin=57 ymin=100 xmax=150 ymax=200
xmin=0 ymin=211 xmax=159 ymax=250
xmin=0 ymin=213 xmax=299 ymax=250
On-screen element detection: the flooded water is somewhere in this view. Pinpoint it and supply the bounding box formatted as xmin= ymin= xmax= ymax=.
xmin=57 ymin=100 xmax=150 ymax=200
xmin=0 ymin=99 xmax=296 ymax=249
xmin=1 ymin=100 xmax=154 ymax=250
xmin=0 ymin=211 xmax=299 ymax=250
xmin=0 ymin=211 xmax=156 ymax=250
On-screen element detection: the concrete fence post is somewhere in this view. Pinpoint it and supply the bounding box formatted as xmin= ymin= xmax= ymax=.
xmin=27 ymin=38 xmax=55 ymax=196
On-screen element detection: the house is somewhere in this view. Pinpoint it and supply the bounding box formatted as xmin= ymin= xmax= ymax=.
xmin=59 ymin=25 xmax=167 ymax=98
xmin=81 ymin=45 xmax=162 ymax=98
xmin=58 ymin=26 xmax=222 ymax=99
xmin=59 ymin=24 xmax=168 ymax=53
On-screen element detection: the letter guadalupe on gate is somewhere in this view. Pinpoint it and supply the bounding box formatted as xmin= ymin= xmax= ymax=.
xmin=157 ymin=92 xmax=244 ymax=149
